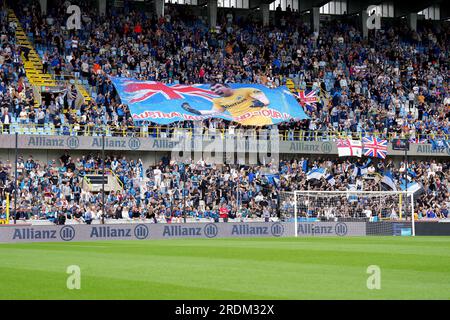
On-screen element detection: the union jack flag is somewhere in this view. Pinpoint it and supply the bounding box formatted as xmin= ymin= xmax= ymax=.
xmin=362 ymin=136 xmax=388 ymax=159
xmin=295 ymin=90 xmax=318 ymax=107
xmin=123 ymin=81 xmax=219 ymax=103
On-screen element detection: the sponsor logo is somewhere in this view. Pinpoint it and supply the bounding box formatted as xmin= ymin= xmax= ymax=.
xmin=334 ymin=222 xmax=348 ymax=236
xmin=231 ymin=224 xmax=269 ymax=235
xmin=297 ymin=223 xmax=333 ymax=235
xmin=60 ymin=226 xmax=76 ymax=241
xmin=162 ymin=225 xmax=202 ymax=237
xmin=91 ymin=137 xmax=126 ymax=149
xmin=270 ymin=223 xmax=284 ymax=237
xmin=66 ymin=136 xmax=79 ymax=149
xmin=289 ymin=142 xmax=321 ymax=152
xmin=27 ymin=137 xmax=64 ymax=148
xmin=12 ymin=228 xmax=57 ymax=240
xmin=204 ymin=223 xmax=218 ymax=238
xmin=416 ymin=144 xmax=448 ymax=155
xmin=134 ymin=224 xmax=149 ymax=240
xmin=321 ymin=142 xmax=332 ymax=154
xmin=128 ymin=138 xmax=141 ymax=150
xmin=153 ymin=139 xmax=179 ymax=149
xmin=90 ymin=226 xmax=132 ymax=238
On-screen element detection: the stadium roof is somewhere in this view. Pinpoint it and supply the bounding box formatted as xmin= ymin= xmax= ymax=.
xmin=251 ymin=0 xmax=449 ymax=19
xmin=192 ymin=0 xmax=450 ymax=19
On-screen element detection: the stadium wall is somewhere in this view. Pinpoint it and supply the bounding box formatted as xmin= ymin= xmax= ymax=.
xmin=0 ymin=134 xmax=448 ymax=166
xmin=414 ymin=222 xmax=450 ymax=236
xmin=0 ymin=149 xmax=167 ymax=167
xmin=1 ymin=221 xmax=449 ymax=243
xmin=0 ymin=221 xmax=367 ymax=242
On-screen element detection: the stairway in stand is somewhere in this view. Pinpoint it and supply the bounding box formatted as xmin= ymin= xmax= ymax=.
xmin=8 ymin=9 xmax=91 ymax=105
xmin=8 ymin=10 xmax=57 ymax=88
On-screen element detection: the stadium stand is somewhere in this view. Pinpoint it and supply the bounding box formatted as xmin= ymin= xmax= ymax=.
xmin=0 ymin=0 xmax=448 ymax=224
xmin=1 ymin=0 xmax=447 ymax=143
xmin=0 ymin=153 xmax=448 ymax=223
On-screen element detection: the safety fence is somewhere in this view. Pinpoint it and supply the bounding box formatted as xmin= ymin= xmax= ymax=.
xmin=0 ymin=123 xmax=444 ymax=143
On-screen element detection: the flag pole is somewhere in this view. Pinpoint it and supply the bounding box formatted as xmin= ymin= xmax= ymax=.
xmin=405 ymin=137 xmax=408 ymax=222
xmin=14 ymin=132 xmax=18 ymax=224
xmin=102 ymin=133 xmax=105 ymax=225
xmin=183 ymin=172 xmax=186 ymax=224
xmin=6 ymin=192 xmax=9 ymax=224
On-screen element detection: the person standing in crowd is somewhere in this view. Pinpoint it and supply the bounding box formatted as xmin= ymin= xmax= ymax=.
xmin=219 ymin=203 xmax=229 ymax=222
xmin=263 ymin=206 xmax=271 ymax=222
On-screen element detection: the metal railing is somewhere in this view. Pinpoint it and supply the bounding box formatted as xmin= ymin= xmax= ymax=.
xmin=81 ymin=169 xmax=124 ymax=192
xmin=0 ymin=122 xmax=445 ymax=143
xmin=82 ymin=175 xmax=93 ymax=191
xmin=108 ymin=169 xmax=125 ymax=191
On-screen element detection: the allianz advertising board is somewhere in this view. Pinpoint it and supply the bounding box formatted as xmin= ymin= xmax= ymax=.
xmin=0 ymin=134 xmax=446 ymax=156
xmin=0 ymin=222 xmax=366 ymax=243
xmin=296 ymin=222 xmax=366 ymax=236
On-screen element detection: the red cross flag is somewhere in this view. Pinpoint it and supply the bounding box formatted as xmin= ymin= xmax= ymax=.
xmin=337 ymin=139 xmax=363 ymax=157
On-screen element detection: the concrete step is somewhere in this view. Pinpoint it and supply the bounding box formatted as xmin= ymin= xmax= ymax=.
xmin=8 ymin=7 xmax=84 ymax=95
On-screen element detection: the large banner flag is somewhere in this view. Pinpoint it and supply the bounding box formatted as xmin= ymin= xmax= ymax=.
xmin=337 ymin=139 xmax=362 ymax=157
xmin=362 ymin=136 xmax=388 ymax=159
xmin=110 ymin=77 xmax=309 ymax=126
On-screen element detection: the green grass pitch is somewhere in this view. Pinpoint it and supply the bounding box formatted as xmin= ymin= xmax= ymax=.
xmin=0 ymin=237 xmax=449 ymax=299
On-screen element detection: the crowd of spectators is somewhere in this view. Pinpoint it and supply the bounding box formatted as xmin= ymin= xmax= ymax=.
xmin=0 ymin=0 xmax=447 ymax=143
xmin=0 ymin=2 xmax=448 ymax=224
xmin=0 ymin=5 xmax=35 ymax=133
xmin=0 ymin=152 xmax=448 ymax=223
